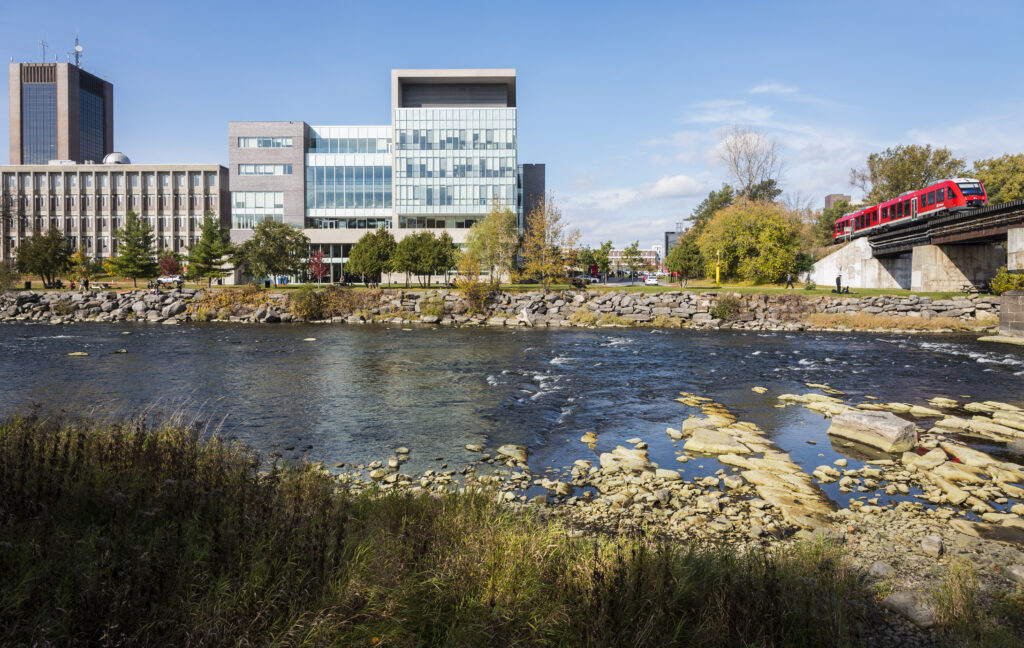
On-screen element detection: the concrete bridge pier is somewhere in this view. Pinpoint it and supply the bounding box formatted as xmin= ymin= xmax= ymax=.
xmin=910 ymin=243 xmax=1005 ymax=292
xmin=1009 ymin=226 xmax=1024 ymax=272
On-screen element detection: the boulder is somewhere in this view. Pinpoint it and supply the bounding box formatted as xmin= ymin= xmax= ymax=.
xmin=1006 ymin=565 xmax=1024 ymax=586
xmin=868 ymin=561 xmax=894 ymax=578
xmin=598 ymin=445 xmax=653 ymax=473
xmin=901 ymin=448 xmax=947 ymax=470
xmin=882 ymin=592 xmax=936 ymax=628
xmin=920 ymin=535 xmax=944 ymax=558
xmin=497 ymin=444 xmax=528 ymax=463
xmin=827 ymin=410 xmax=916 ymax=453
xmin=683 ymin=428 xmax=752 ymax=455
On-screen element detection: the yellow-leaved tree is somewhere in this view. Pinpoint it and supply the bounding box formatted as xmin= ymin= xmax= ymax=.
xmin=696 ymin=200 xmax=802 ymax=284
xmin=521 ymin=194 xmax=579 ymax=291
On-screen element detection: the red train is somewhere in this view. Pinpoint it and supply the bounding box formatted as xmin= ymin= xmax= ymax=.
xmin=833 ymin=178 xmax=988 ymax=241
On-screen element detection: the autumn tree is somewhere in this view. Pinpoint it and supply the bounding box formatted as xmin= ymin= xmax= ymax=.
xmin=851 ymin=144 xmax=967 ymax=203
xmin=719 ymin=126 xmax=783 ymax=198
xmin=308 ymin=248 xmax=329 ymax=283
xmin=158 ymin=250 xmax=183 ymax=277
xmin=235 ymin=220 xmax=310 ymax=285
xmin=972 ymin=153 xmax=1024 ymax=204
xmin=464 ymin=200 xmax=519 ymax=287
xmin=665 ymin=233 xmax=703 ymax=287
xmin=621 ymin=241 xmax=643 ymax=284
xmin=188 ymin=212 xmax=234 ymax=286
xmin=521 ymin=195 xmax=579 ymax=291
xmin=69 ymin=248 xmax=94 ymax=283
xmin=17 ymin=228 xmax=71 ymax=288
xmin=697 ymin=201 xmax=802 ymax=284
xmin=109 ymin=211 xmax=158 ymax=287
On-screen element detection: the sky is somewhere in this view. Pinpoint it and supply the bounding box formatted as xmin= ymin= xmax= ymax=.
xmin=3 ymin=0 xmax=1024 ymax=248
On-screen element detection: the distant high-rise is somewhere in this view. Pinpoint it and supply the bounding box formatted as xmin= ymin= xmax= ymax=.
xmin=8 ymin=62 xmax=113 ymax=164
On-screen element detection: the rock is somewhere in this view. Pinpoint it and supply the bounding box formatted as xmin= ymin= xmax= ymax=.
xmin=581 ymin=432 xmax=597 ymax=445
xmin=827 ymin=411 xmax=916 ymax=453
xmin=465 ymin=444 xmax=484 ymax=452
xmin=683 ymin=428 xmax=752 ymax=455
xmin=833 ymin=458 xmax=847 ymax=467
xmin=303 ymin=337 xmax=316 ymax=342
xmin=921 ymin=535 xmax=944 ymax=558
xmin=901 ymin=448 xmax=947 ymax=470
xmin=939 ymin=442 xmax=996 ymax=468
xmin=654 ymin=468 xmax=681 ymax=481
xmin=882 ymin=591 xmax=936 ymax=629
xmin=1006 ymin=565 xmax=1024 ymax=586
xmin=599 ymin=446 xmax=653 ymax=473
xmin=67 ymin=351 xmax=88 ymax=356
xmin=497 ymin=444 xmax=528 ymax=463
xmin=722 ymin=475 xmax=744 ymax=490
xmin=868 ymin=561 xmax=895 ymax=578
xmin=396 ymin=447 xmax=410 ymax=454
xmin=666 ymin=427 xmax=683 ymax=441
xmin=751 ymin=386 xmax=768 ymax=394
xmin=909 ymin=405 xmax=943 ymax=418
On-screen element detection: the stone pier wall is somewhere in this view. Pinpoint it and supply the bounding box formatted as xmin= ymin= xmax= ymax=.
xmin=1000 ymin=290 xmax=1024 ymax=338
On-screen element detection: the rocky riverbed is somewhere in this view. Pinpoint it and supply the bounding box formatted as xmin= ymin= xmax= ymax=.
xmin=313 ymin=384 xmax=1024 ymax=642
xmin=0 ymin=287 xmax=1003 ymax=333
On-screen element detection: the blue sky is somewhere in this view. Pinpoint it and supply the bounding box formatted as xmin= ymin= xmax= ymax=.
xmin=3 ymin=0 xmax=1023 ymax=247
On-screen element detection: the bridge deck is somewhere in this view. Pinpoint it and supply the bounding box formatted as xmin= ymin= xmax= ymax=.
xmin=866 ymin=199 xmax=1024 ymax=256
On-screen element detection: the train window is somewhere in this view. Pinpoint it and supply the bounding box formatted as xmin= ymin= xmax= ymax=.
xmin=904 ymin=200 xmax=911 ymax=215
xmin=937 ymin=187 xmax=945 ymax=201
xmin=896 ymin=203 xmax=902 ymax=217
xmin=927 ymin=191 xmax=935 ymax=206
xmin=882 ymin=206 xmax=888 ymax=220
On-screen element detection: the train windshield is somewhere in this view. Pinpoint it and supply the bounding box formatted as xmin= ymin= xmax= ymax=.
xmin=957 ymin=182 xmax=984 ymax=196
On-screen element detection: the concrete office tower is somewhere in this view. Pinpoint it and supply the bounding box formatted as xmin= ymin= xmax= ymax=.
xmin=8 ymin=62 xmax=114 ymax=165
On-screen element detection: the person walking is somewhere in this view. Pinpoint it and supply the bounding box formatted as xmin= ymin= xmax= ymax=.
xmin=785 ymin=272 xmax=794 ymax=289
xmin=835 ymin=274 xmax=842 ymax=293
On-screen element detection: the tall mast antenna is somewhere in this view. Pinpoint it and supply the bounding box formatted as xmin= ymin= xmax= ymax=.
xmin=73 ymin=35 xmax=82 ymax=67
xmin=39 ymin=40 xmax=48 ymax=62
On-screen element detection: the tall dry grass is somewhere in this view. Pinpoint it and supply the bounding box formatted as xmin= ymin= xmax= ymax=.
xmin=805 ymin=312 xmax=996 ymax=331
xmin=0 ymin=414 xmax=874 ymax=646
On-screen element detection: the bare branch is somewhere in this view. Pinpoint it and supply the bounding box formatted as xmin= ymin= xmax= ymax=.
xmin=719 ymin=126 xmax=784 ymax=197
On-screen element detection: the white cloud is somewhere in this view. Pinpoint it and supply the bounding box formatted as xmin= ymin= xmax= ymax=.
xmin=750 ymin=83 xmax=799 ymax=95
xmin=648 ymin=174 xmax=704 ymax=199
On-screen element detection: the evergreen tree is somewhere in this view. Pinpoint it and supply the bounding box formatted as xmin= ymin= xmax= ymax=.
xmin=16 ymin=228 xmax=71 ymax=288
xmin=665 ymin=233 xmax=703 ymax=287
xmin=188 ymin=212 xmax=234 ymax=286
xmin=689 ymin=185 xmax=735 ymax=236
xmin=109 ymin=211 xmax=158 ymax=287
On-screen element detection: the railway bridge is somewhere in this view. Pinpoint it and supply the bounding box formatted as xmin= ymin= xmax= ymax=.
xmin=810 ymin=200 xmax=1024 ymax=292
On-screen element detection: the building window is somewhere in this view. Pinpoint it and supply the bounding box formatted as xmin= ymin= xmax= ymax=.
xmin=230 ymin=191 xmax=285 ymax=229
xmin=237 ymin=164 xmax=293 ymax=175
xmin=237 ymin=136 xmax=293 ymax=148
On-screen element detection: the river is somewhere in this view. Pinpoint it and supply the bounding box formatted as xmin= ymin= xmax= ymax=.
xmin=1 ymin=322 xmax=1023 ymax=506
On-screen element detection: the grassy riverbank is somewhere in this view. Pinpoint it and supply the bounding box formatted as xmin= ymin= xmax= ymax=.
xmin=0 ymin=414 xmax=883 ymax=647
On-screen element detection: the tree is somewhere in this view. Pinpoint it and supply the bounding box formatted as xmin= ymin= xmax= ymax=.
xmin=576 ymin=246 xmax=596 ymax=275
xmin=747 ymin=178 xmax=783 ymax=203
xmin=16 ymin=228 xmax=71 ymax=288
xmin=595 ymin=241 xmax=613 ymax=282
xmin=689 ymin=185 xmax=735 ymax=235
xmin=394 ymin=231 xmax=436 ymax=287
xmin=697 ymin=201 xmax=803 ymax=284
xmin=664 ymin=232 xmax=703 ymax=287
xmin=521 ymin=195 xmax=579 ymax=291
xmin=0 ymin=259 xmax=20 ymax=292
xmin=719 ymin=126 xmax=783 ymax=198
xmin=465 ymin=200 xmax=519 ymax=287
xmin=851 ymin=144 xmax=967 ymax=204
xmin=235 ymin=220 xmax=310 ymax=285
xmin=972 ymin=153 xmax=1024 ymax=205
xmin=812 ymin=199 xmax=854 ymax=247
xmin=346 ymin=226 xmax=395 ymax=287
xmin=188 ymin=212 xmax=234 ymax=287
xmin=158 ymin=250 xmax=183 ymax=277
xmin=622 ymin=241 xmax=643 ymax=285
xmin=308 ymin=249 xmax=329 ymax=284
xmin=69 ymin=248 xmax=93 ymax=283
xmin=434 ymin=232 xmax=460 ymax=285
xmin=109 ymin=211 xmax=158 ymax=287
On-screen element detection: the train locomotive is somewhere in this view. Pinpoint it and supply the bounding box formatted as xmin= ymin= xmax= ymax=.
xmin=833 ymin=178 xmax=987 ymax=242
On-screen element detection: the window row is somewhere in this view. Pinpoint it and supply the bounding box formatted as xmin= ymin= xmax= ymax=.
xmin=398 ymin=216 xmax=479 ymax=229
xmin=307 ymin=217 xmax=392 ymax=229
xmin=305 ymin=166 xmax=393 ymax=210
xmin=308 ymin=138 xmax=392 ymax=154
xmin=5 ymin=193 xmax=217 ymax=211
xmin=237 ymin=164 xmax=293 ymax=176
xmin=3 ymin=172 xmax=217 ymax=189
xmin=396 ymin=156 xmax=516 ymax=179
xmin=232 ymin=191 xmax=284 ymax=211
xmin=237 ymin=136 xmax=293 ymax=148
xmin=231 ymin=214 xmax=284 ymax=229
xmin=393 ymin=183 xmax=514 ymax=208
xmin=13 ymin=215 xmax=210 ymax=230
xmin=395 ymin=128 xmax=515 ymax=151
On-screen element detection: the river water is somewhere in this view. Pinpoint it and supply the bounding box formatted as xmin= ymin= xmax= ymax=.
xmin=1 ymin=322 xmax=1023 ymax=506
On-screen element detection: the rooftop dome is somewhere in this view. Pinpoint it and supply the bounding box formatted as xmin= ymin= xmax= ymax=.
xmin=102 ymin=152 xmax=131 ymax=165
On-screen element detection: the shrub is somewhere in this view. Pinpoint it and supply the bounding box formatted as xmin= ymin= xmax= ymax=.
xmin=51 ymin=300 xmax=75 ymax=316
xmin=651 ymin=314 xmax=681 ymax=328
xmin=989 ymin=266 xmax=1024 ymax=295
xmin=804 ymin=279 xmax=817 ymax=291
xmin=710 ymin=294 xmax=742 ymax=320
xmin=569 ymin=308 xmax=598 ymax=326
xmin=597 ymin=312 xmax=630 ymax=326
xmin=192 ymin=306 xmax=216 ymax=322
xmin=0 ymin=260 xmax=20 ymax=292
xmin=289 ymin=284 xmax=328 ymax=320
xmin=457 ymin=276 xmax=493 ymax=313
xmin=419 ymin=296 xmax=445 ymax=318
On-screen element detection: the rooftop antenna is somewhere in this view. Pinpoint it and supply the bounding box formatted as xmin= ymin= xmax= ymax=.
xmin=73 ymin=36 xmax=82 ymax=67
xmin=39 ymin=39 xmax=48 ymax=62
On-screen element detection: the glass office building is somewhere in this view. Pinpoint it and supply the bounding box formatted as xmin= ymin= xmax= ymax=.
xmin=228 ymin=69 xmax=544 ymax=282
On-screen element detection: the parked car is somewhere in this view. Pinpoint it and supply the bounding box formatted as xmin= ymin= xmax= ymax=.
xmin=574 ymin=275 xmax=599 ymax=284
xmin=156 ymin=275 xmax=183 ymax=285
xmin=644 ymin=276 xmax=659 ymax=285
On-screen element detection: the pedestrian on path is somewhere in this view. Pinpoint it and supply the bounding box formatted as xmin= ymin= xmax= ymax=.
xmin=785 ymin=272 xmax=794 ymax=289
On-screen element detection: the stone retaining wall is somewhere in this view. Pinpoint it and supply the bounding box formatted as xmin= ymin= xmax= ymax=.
xmin=0 ymin=288 xmax=1002 ymax=331
xmin=1000 ymin=290 xmax=1024 ymax=337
